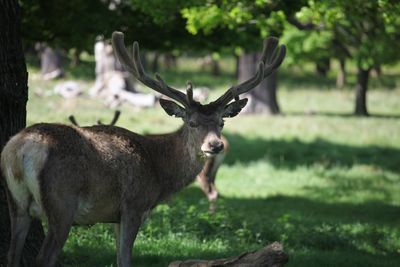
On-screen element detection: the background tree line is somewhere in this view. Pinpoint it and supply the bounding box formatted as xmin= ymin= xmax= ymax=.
xmin=19 ymin=0 xmax=400 ymax=116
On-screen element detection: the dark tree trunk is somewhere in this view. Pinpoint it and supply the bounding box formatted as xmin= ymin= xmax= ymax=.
xmin=0 ymin=0 xmax=45 ymax=265
xmin=70 ymin=48 xmax=81 ymax=67
xmin=336 ymin=58 xmax=346 ymax=88
xmin=164 ymin=53 xmax=177 ymax=70
xmin=211 ymin=58 xmax=220 ymax=76
xmin=238 ymin=52 xmax=280 ymax=114
xmin=235 ymin=55 xmax=240 ymax=79
xmin=151 ymin=52 xmax=160 ymax=73
xmin=354 ymin=67 xmax=370 ymax=116
xmin=315 ymin=57 xmax=330 ymax=77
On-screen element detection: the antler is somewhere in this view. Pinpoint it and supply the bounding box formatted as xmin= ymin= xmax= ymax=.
xmin=97 ymin=110 xmax=121 ymax=126
xmin=69 ymin=115 xmax=80 ymax=126
xmin=211 ymin=37 xmax=286 ymax=107
xmin=112 ymin=32 xmax=191 ymax=108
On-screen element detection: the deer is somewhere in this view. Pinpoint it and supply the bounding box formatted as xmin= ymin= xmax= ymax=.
xmin=1 ymin=31 xmax=285 ymax=267
xmin=69 ymin=110 xmax=227 ymax=213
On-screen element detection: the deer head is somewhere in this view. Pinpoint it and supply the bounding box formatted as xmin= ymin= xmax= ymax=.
xmin=112 ymin=32 xmax=285 ymax=157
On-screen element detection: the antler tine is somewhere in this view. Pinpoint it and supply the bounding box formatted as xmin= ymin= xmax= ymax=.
xmin=112 ymin=31 xmax=189 ymax=108
xmin=212 ymin=37 xmax=286 ymax=107
xmin=186 ymin=81 xmax=194 ymax=104
xmin=69 ymin=115 xmax=80 ymax=127
xmin=261 ymin=37 xmax=278 ymax=64
xmin=109 ymin=110 xmax=121 ymax=125
xmin=111 ymin=32 xmax=138 ymax=75
xmin=98 ymin=110 xmax=121 ymax=126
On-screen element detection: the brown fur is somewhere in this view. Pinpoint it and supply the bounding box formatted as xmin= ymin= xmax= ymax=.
xmin=1 ymin=120 xmax=216 ymax=267
xmin=69 ymin=112 xmax=227 ymax=212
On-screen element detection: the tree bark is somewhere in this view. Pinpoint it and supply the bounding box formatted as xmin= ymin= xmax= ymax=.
xmin=354 ymin=67 xmax=370 ymax=116
xmin=40 ymin=46 xmax=64 ymax=80
xmin=238 ymin=52 xmax=280 ymax=115
xmin=164 ymin=53 xmax=177 ymax=70
xmin=336 ymin=58 xmax=346 ymax=88
xmin=0 ymin=0 xmax=45 ymax=265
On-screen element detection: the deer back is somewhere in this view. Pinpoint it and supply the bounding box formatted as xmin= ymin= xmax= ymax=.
xmin=1 ymin=123 xmax=165 ymax=224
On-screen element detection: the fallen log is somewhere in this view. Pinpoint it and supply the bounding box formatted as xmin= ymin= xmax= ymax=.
xmin=168 ymin=242 xmax=288 ymax=267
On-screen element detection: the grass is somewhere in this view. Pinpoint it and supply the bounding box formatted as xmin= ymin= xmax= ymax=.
xmin=25 ymin=55 xmax=400 ymax=267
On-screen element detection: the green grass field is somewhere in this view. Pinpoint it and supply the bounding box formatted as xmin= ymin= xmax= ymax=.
xmin=26 ymin=56 xmax=400 ymax=267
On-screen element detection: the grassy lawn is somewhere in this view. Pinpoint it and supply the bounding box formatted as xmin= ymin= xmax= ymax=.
xmin=26 ymin=56 xmax=400 ymax=267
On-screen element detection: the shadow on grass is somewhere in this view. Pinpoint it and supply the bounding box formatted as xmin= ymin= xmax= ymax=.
xmin=61 ymin=187 xmax=400 ymax=267
xmin=224 ymin=133 xmax=400 ymax=173
xmin=167 ymin=188 xmax=400 ymax=267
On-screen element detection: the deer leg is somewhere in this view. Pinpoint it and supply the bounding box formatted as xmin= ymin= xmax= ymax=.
xmin=6 ymin=187 xmax=32 ymax=267
xmin=7 ymin=214 xmax=31 ymax=267
xmin=7 ymin=210 xmax=32 ymax=267
xmin=36 ymin=202 xmax=76 ymax=267
xmin=117 ymin=211 xmax=143 ymax=267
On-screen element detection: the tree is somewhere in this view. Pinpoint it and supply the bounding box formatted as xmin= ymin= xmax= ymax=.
xmin=0 ymin=0 xmax=44 ymax=265
xmin=181 ymin=0 xmax=303 ymax=114
xmin=293 ymin=0 xmax=400 ymax=116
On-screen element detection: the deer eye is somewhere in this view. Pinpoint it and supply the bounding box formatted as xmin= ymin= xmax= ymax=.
xmin=189 ymin=120 xmax=199 ymax=128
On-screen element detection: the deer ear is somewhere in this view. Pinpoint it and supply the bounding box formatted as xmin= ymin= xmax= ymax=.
xmin=222 ymin=98 xmax=248 ymax=118
xmin=159 ymin=98 xmax=186 ymax=118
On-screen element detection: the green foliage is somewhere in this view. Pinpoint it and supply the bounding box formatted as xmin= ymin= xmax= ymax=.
xmin=130 ymin=0 xmax=198 ymax=25
xmin=181 ymin=0 xmax=296 ymax=50
xmin=281 ymin=23 xmax=333 ymax=65
xmin=295 ymin=0 xmax=400 ymax=69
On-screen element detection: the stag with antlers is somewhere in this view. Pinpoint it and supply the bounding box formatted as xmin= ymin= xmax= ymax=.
xmin=1 ymin=32 xmax=285 ymax=267
xmin=69 ymin=110 xmax=226 ymax=213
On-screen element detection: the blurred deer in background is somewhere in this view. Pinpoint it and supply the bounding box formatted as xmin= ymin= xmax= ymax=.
xmin=1 ymin=31 xmax=285 ymax=267
xmin=69 ymin=110 xmax=227 ymax=213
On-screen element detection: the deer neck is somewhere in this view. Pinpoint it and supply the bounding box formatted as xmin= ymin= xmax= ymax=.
xmin=146 ymin=125 xmax=205 ymax=198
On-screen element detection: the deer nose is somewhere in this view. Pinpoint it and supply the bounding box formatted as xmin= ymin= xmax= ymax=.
xmin=210 ymin=141 xmax=224 ymax=153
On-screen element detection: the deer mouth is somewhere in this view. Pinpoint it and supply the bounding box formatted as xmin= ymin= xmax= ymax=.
xmin=203 ymin=151 xmax=219 ymax=158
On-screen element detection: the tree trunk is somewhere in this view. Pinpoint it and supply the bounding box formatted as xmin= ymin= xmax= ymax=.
xmin=151 ymin=52 xmax=160 ymax=73
xmin=315 ymin=57 xmax=330 ymax=77
xmin=336 ymin=58 xmax=346 ymax=88
xmin=238 ymin=52 xmax=280 ymax=115
xmin=70 ymin=48 xmax=81 ymax=67
xmin=0 ymin=0 xmax=45 ymax=265
xmin=211 ymin=58 xmax=220 ymax=76
xmin=354 ymin=67 xmax=370 ymax=116
xmin=40 ymin=46 xmax=64 ymax=80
